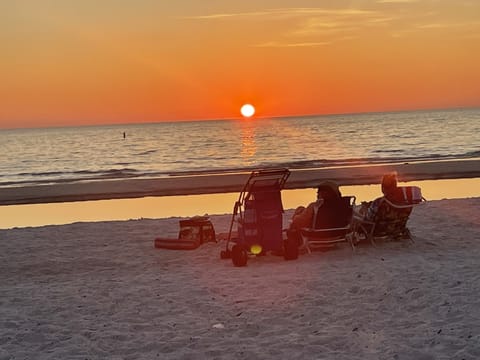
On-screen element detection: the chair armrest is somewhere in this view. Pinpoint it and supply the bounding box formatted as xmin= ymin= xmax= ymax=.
xmin=300 ymin=224 xmax=351 ymax=237
xmin=301 ymin=226 xmax=350 ymax=234
xmin=383 ymin=197 xmax=426 ymax=209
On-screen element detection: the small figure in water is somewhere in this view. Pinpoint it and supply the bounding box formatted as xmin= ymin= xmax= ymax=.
xmin=123 ymin=132 xmax=126 ymax=139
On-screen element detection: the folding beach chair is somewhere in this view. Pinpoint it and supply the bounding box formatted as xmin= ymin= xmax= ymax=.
xmin=220 ymin=168 xmax=290 ymax=267
xmin=299 ymin=196 xmax=357 ymax=253
xmin=353 ymin=186 xmax=426 ymax=245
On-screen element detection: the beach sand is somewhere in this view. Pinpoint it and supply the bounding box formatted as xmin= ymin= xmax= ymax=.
xmin=1 ymin=197 xmax=480 ymax=359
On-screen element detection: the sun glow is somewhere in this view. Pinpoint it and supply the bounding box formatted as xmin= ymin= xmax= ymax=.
xmin=240 ymin=104 xmax=255 ymax=118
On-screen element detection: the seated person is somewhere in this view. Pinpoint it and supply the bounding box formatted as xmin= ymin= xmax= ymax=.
xmin=362 ymin=172 xmax=412 ymax=222
xmin=289 ymin=180 xmax=343 ymax=232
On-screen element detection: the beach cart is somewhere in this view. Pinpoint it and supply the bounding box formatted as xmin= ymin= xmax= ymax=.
xmin=220 ymin=168 xmax=291 ymax=266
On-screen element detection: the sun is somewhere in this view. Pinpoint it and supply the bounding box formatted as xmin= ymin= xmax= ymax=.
xmin=240 ymin=104 xmax=255 ymax=118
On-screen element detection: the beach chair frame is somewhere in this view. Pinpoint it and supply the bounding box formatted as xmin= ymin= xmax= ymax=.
xmin=353 ymin=191 xmax=426 ymax=246
xmin=221 ymin=168 xmax=290 ymax=266
xmin=299 ymin=196 xmax=357 ymax=253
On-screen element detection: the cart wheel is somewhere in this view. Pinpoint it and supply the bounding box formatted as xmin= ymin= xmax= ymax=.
xmin=231 ymin=245 xmax=248 ymax=267
xmin=220 ymin=249 xmax=231 ymax=259
xmin=283 ymin=239 xmax=299 ymax=260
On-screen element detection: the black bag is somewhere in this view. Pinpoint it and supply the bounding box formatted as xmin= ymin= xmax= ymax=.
xmin=178 ymin=216 xmax=216 ymax=245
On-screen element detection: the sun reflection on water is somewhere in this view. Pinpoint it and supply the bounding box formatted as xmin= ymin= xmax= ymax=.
xmin=240 ymin=123 xmax=257 ymax=163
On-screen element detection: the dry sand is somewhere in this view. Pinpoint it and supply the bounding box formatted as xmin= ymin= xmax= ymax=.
xmin=1 ymin=197 xmax=480 ymax=359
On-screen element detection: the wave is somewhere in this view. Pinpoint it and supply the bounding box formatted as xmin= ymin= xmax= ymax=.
xmin=2 ymin=152 xmax=479 ymax=188
xmin=0 ymin=168 xmax=148 ymax=187
xmin=135 ymin=149 xmax=158 ymax=156
xmin=464 ymin=150 xmax=480 ymax=157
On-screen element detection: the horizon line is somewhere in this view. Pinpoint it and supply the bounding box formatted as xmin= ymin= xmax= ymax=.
xmin=1 ymin=105 xmax=479 ymax=131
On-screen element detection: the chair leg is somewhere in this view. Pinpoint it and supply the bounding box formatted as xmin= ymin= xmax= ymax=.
xmin=405 ymin=228 xmax=415 ymax=244
xmin=369 ymin=235 xmax=377 ymax=247
xmin=366 ymin=225 xmax=377 ymax=247
xmin=305 ymin=241 xmax=312 ymax=254
xmin=346 ymin=233 xmax=355 ymax=251
xmin=299 ymin=236 xmax=312 ymax=254
xmin=356 ymin=223 xmax=377 ymax=247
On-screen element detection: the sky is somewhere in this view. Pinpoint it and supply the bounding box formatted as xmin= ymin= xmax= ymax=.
xmin=1 ymin=0 xmax=479 ymax=129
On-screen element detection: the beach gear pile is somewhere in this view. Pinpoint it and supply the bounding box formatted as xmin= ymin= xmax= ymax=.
xmin=154 ymin=168 xmax=426 ymax=267
xmin=154 ymin=215 xmax=216 ymax=250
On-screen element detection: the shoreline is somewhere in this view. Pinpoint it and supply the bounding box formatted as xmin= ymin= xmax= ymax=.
xmin=1 ymin=158 xmax=479 ymax=206
xmin=1 ymin=178 xmax=479 ymax=229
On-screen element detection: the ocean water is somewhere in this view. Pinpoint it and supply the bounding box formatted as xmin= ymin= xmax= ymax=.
xmin=1 ymin=108 xmax=479 ymax=188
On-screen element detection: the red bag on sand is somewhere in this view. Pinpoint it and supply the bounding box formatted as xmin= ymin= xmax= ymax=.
xmin=392 ymin=186 xmax=423 ymax=204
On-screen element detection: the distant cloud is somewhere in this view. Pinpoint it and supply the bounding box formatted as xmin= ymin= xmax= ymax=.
xmin=390 ymin=20 xmax=480 ymax=38
xmin=180 ymin=8 xmax=377 ymax=21
xmin=180 ymin=6 xmax=388 ymax=47
xmin=377 ymin=0 xmax=419 ymax=3
xmin=179 ymin=10 xmax=276 ymax=20
xmin=180 ymin=4 xmax=480 ymax=45
xmin=417 ymin=23 xmax=448 ymax=29
xmin=417 ymin=21 xmax=480 ymax=30
xmin=254 ymin=41 xmax=330 ymax=48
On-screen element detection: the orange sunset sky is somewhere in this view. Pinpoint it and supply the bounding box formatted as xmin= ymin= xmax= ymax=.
xmin=1 ymin=0 xmax=479 ymax=129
